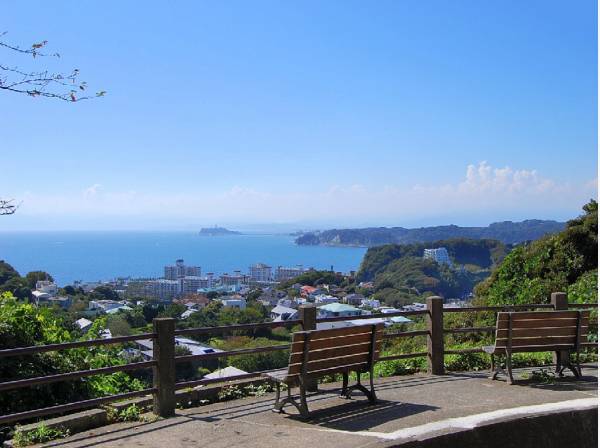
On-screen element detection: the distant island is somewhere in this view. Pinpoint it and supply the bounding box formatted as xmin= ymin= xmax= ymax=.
xmin=295 ymin=220 xmax=565 ymax=247
xmin=199 ymin=227 xmax=242 ymax=236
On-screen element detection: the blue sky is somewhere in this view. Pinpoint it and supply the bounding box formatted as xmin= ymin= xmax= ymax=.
xmin=1 ymin=0 xmax=597 ymax=230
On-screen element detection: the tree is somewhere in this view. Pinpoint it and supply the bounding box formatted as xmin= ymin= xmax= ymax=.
xmin=1 ymin=32 xmax=106 ymax=215
xmin=24 ymin=271 xmax=54 ymax=289
xmin=0 ymin=32 xmax=104 ymax=102
xmin=89 ymin=286 xmax=120 ymax=301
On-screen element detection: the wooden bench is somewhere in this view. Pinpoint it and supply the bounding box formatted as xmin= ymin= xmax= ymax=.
xmin=483 ymin=310 xmax=589 ymax=384
xmin=263 ymin=323 xmax=383 ymax=418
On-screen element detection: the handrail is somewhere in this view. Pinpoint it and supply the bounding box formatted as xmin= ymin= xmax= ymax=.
xmin=0 ymin=332 xmax=157 ymax=358
xmin=316 ymin=309 xmax=428 ymax=323
xmin=443 ymin=304 xmax=555 ymax=313
xmin=175 ymin=344 xmax=290 ymax=363
xmin=0 ymin=360 xmax=156 ymax=392
xmin=444 ymin=326 xmax=496 ymax=334
xmin=174 ymin=319 xmax=302 ymax=337
xmin=0 ymin=388 xmax=156 ymax=426
xmin=568 ymin=303 xmax=599 ymax=309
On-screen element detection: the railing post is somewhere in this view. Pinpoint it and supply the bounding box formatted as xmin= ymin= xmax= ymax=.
xmin=426 ymin=296 xmax=444 ymax=375
xmin=551 ymin=292 xmax=568 ymax=370
xmin=299 ymin=305 xmax=318 ymax=392
xmin=152 ymin=318 xmax=176 ymax=417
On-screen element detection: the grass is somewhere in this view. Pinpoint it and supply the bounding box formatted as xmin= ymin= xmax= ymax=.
xmin=13 ymin=424 xmax=69 ymax=447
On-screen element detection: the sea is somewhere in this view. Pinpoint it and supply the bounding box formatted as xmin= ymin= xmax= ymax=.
xmin=0 ymin=232 xmax=367 ymax=286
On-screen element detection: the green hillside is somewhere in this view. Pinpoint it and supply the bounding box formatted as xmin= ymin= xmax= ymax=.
xmin=475 ymin=200 xmax=598 ymax=305
xmin=357 ymin=238 xmax=508 ymax=307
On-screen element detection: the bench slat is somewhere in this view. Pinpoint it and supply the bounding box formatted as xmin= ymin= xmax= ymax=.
xmin=495 ymin=336 xmax=579 ymax=348
xmin=289 ymin=341 xmax=373 ymax=364
xmin=497 ymin=317 xmax=588 ymax=330
xmin=289 ymin=332 xmax=375 ymax=353
xmin=289 ymin=352 xmax=376 ymax=375
xmin=495 ymin=326 xmax=588 ymax=338
xmin=497 ymin=310 xmax=585 ymax=320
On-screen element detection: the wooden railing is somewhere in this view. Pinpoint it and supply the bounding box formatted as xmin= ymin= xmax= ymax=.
xmin=0 ymin=292 xmax=596 ymax=425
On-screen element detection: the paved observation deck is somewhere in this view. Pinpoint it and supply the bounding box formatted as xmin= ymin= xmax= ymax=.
xmin=31 ymin=365 xmax=598 ymax=448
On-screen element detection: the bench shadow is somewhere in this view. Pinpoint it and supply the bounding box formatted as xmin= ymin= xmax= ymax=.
xmin=285 ymin=398 xmax=438 ymax=432
xmin=510 ymin=374 xmax=598 ymax=393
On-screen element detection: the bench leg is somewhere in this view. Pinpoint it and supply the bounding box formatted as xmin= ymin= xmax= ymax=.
xmin=505 ymin=351 xmax=515 ymax=385
xmin=298 ymin=381 xmax=310 ymax=419
xmin=340 ymin=372 xmax=349 ymax=398
xmin=368 ymin=368 xmax=377 ymax=403
xmin=344 ymin=371 xmax=377 ymax=403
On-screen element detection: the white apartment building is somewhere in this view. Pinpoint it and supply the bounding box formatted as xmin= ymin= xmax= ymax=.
xmin=275 ymin=265 xmax=306 ymax=282
xmin=179 ymin=276 xmax=204 ymax=295
xmin=423 ymin=247 xmax=452 ymax=266
xmin=249 ymin=263 xmax=272 ymax=282
xmin=220 ymin=271 xmax=247 ymax=289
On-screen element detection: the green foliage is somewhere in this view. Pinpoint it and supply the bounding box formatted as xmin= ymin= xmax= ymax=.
xmin=23 ymin=271 xmax=54 ymax=289
xmin=568 ymin=270 xmax=598 ymax=304
xmin=216 ymin=383 xmax=274 ymax=402
xmin=280 ymin=270 xmax=344 ymax=288
xmin=13 ymin=425 xmax=69 ymax=447
xmin=89 ymin=286 xmax=120 ymax=301
xmin=0 ymin=293 xmax=147 ymax=416
xmin=107 ymin=404 xmax=143 ymax=423
xmin=211 ymin=336 xmax=290 ymax=372
xmin=106 ymin=314 xmax=132 ymax=336
xmin=476 ymin=200 xmax=598 ymax=305
xmin=358 ymin=238 xmax=507 ymax=282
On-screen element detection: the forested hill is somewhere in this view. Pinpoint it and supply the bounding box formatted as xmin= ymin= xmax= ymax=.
xmin=355 ymin=238 xmax=509 ymax=306
xmin=295 ymin=219 xmax=565 ymax=247
xmin=475 ymin=200 xmax=598 ymax=306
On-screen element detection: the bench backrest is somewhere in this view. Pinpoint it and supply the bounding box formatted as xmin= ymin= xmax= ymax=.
xmin=494 ymin=310 xmax=589 ymax=352
xmin=286 ymin=324 xmax=384 ymax=380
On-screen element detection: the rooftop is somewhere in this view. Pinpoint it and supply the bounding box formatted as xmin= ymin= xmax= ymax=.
xmin=34 ymin=364 xmax=598 ymax=448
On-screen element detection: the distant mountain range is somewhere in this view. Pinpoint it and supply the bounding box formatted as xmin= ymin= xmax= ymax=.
xmin=295 ymin=220 xmax=566 ymax=247
xmin=199 ymin=227 xmax=241 ymax=236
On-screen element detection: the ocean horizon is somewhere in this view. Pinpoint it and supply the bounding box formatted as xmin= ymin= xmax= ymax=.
xmin=0 ymin=231 xmax=367 ymax=286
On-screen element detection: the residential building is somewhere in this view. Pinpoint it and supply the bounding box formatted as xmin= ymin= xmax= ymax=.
xmin=164 ymin=259 xmax=201 ymax=280
xmin=275 ymin=265 xmax=306 ymax=282
xmin=220 ymin=271 xmax=247 ymax=290
xmin=299 ymin=285 xmax=317 ymax=297
xmin=360 ymin=298 xmax=381 ymax=309
xmin=249 ymin=263 xmax=272 ymax=282
xmin=220 ymin=296 xmax=246 ymax=309
xmin=135 ymin=337 xmax=222 ymax=361
xmin=270 ymin=305 xmax=298 ymax=322
xmin=75 ymin=318 xmax=93 ymax=333
xmin=314 ymin=294 xmax=340 ymax=305
xmin=35 ymin=280 xmax=58 ymax=296
xmin=88 ymin=300 xmax=128 ymax=313
xmin=317 ymin=303 xmax=362 ymax=319
xmin=179 ymin=276 xmax=204 ymax=295
xmin=345 ymin=293 xmax=365 ymax=306
xmin=423 ymin=247 xmax=452 ymax=266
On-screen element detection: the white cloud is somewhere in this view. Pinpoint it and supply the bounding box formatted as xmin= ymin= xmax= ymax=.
xmin=9 ymin=162 xmax=597 ymax=228
xmin=83 ymin=183 xmax=103 ymax=197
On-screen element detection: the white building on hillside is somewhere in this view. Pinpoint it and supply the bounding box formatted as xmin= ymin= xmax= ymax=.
xmin=423 ymin=247 xmax=452 ymax=266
